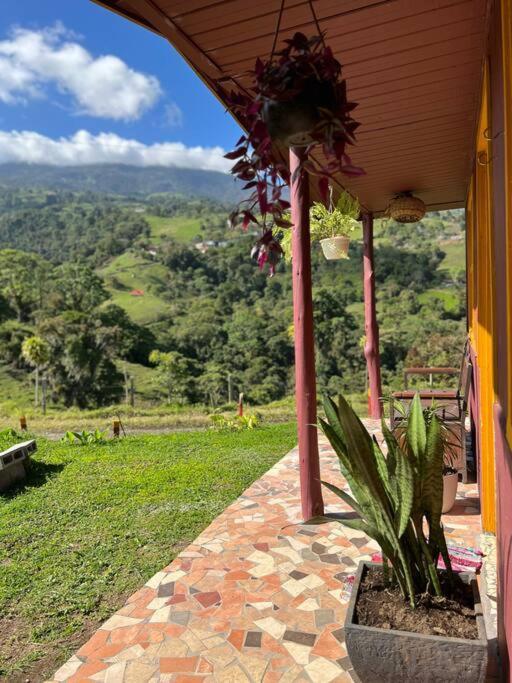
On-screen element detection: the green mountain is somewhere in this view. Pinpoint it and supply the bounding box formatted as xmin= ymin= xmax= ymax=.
xmin=0 ymin=166 xmax=466 ymax=412
xmin=0 ymin=163 xmax=242 ymax=203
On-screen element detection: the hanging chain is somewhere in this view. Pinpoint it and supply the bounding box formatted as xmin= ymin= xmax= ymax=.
xmin=271 ymin=0 xmax=326 ymax=61
xmin=307 ymin=0 xmax=327 ymax=48
xmin=328 ymin=184 xmax=334 ymax=212
xmin=270 ymin=0 xmax=287 ymax=60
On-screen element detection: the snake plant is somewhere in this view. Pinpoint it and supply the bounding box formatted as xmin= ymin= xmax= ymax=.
xmin=319 ymin=392 xmax=453 ymax=607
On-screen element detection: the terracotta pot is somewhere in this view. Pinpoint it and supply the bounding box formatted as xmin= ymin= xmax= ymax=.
xmin=442 ymin=470 xmax=459 ymax=513
xmin=345 ymin=561 xmax=488 ymax=683
xmin=320 ymin=236 xmax=350 ymax=260
xmin=262 ymin=79 xmax=336 ymax=147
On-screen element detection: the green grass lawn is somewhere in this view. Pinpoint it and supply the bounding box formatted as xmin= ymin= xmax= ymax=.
xmin=0 ymin=423 xmax=297 ymax=681
xmin=145 ymin=214 xmax=205 ymax=243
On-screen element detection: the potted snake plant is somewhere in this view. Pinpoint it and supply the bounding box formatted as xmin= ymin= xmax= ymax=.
xmin=392 ymin=398 xmax=461 ymax=514
xmin=318 ymin=393 xmax=487 ymax=683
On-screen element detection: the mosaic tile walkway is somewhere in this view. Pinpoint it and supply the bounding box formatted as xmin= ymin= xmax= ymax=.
xmin=49 ymin=421 xmax=483 ymax=683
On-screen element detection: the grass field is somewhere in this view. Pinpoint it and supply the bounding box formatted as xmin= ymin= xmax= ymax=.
xmin=0 ymin=423 xmax=297 ymax=681
xmin=99 ymin=251 xmax=169 ymax=324
xmin=417 ymin=288 xmax=461 ymax=313
xmin=438 ymin=239 xmax=466 ymax=276
xmin=145 ymin=214 xmax=204 ymax=243
xmin=0 ymin=393 xmax=369 ymax=439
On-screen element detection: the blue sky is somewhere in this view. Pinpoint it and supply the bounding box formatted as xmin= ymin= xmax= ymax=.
xmin=0 ymin=0 xmax=241 ymax=171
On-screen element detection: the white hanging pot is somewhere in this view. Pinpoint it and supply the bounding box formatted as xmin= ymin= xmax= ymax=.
xmin=320 ymin=235 xmax=350 ymax=260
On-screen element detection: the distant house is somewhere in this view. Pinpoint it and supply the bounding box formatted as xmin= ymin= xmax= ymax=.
xmin=195 ymin=240 xmax=229 ymax=254
xmin=130 ymin=289 xmax=144 ymax=297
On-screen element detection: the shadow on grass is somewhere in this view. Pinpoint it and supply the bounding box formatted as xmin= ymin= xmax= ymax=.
xmin=0 ymin=460 xmax=65 ymax=499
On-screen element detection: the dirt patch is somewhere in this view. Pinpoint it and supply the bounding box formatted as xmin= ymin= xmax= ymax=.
xmin=0 ymin=614 xmax=101 ymax=683
xmin=355 ymin=567 xmax=478 ymax=640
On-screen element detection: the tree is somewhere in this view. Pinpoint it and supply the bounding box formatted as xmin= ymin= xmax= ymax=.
xmin=21 ymin=336 xmax=50 ymax=407
xmin=197 ymin=362 xmax=227 ymax=407
xmin=40 ymin=311 xmax=123 ymax=408
xmin=0 ymin=250 xmax=50 ymax=322
xmin=51 ymin=263 xmax=108 ymax=313
xmin=149 ymin=350 xmax=197 ymax=404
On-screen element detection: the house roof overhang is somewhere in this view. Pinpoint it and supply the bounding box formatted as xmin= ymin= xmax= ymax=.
xmin=91 ymin=0 xmax=491 ymax=215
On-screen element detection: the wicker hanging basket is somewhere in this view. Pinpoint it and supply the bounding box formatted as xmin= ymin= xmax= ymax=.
xmin=387 ymin=192 xmax=426 ymax=223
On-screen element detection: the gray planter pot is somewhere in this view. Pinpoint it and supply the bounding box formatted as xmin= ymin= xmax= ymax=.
xmin=345 ymin=561 xmax=488 ymax=683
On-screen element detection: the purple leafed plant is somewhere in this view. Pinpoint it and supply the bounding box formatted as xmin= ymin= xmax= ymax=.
xmin=223 ymin=32 xmax=364 ymax=273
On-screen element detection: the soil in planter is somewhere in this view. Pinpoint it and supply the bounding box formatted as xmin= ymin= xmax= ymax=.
xmin=355 ymin=567 xmax=478 ymax=640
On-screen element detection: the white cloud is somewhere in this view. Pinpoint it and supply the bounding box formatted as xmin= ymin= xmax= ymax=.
xmin=0 ymin=24 xmax=162 ymax=120
xmin=0 ymin=129 xmax=231 ymax=173
xmin=164 ymin=102 xmax=183 ymax=127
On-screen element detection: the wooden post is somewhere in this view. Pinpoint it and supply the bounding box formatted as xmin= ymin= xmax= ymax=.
xmin=20 ymin=416 xmax=27 ymax=431
xmin=362 ymin=212 xmax=383 ymax=419
xmin=42 ymin=376 xmax=47 ymax=416
xmin=227 ymin=372 xmax=233 ymax=404
xmin=129 ymin=377 xmax=135 ymax=407
xmin=238 ymin=392 xmax=244 ymax=417
xmin=113 ymin=420 xmax=120 ymax=437
xmin=290 ymin=146 xmax=324 ymax=520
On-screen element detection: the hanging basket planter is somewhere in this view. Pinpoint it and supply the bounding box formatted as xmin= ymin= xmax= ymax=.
xmin=262 ymin=79 xmax=337 ymax=148
xmin=222 ymin=27 xmax=365 ymax=275
xmin=320 ymin=235 xmax=350 ymax=260
xmin=387 ymin=192 xmax=426 ymax=223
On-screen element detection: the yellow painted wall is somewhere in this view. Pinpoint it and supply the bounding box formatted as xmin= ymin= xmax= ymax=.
xmin=503 ymin=0 xmax=512 ymax=448
xmin=467 ymin=64 xmax=496 ymax=532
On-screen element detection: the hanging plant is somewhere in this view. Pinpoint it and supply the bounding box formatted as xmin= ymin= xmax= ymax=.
xmin=386 ymin=191 xmax=426 ymax=223
xmin=222 ymin=31 xmax=364 ymax=271
xmin=281 ymin=189 xmax=360 ymax=261
xmin=250 ymin=229 xmax=284 ymax=276
xmin=314 ymin=188 xmax=359 ymax=260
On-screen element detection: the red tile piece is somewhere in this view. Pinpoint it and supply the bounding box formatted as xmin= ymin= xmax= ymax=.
xmin=194 ymin=591 xmax=221 ymax=608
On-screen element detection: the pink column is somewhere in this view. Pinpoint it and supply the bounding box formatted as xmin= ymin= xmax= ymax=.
xmin=362 ymin=212 xmax=383 ymax=419
xmin=290 ymin=147 xmax=324 ymax=520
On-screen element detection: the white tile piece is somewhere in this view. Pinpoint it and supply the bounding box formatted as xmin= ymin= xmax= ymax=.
xmin=297 ymin=598 xmax=319 ymax=611
xmin=283 ymin=641 xmax=311 ymax=665
xmin=247 ymin=601 xmax=273 ymax=610
xmin=148 ymin=606 xmax=172 ymax=623
xmin=247 ymin=550 xmax=274 ymax=565
xmin=53 ymin=655 xmax=83 ymax=681
xmin=101 ymin=615 xmax=142 ymax=631
xmin=273 ymin=547 xmax=302 ymax=564
xmin=145 ymin=571 xmax=166 ymax=589
xmin=255 ymin=616 xmax=286 ymax=640
xmin=104 ymin=661 xmax=128 ymax=682
xmin=300 ymin=574 xmax=324 ymax=589
xmin=282 ymin=578 xmax=306 ymax=597
xmin=161 ymin=569 xmax=186 ymax=583
xmin=105 ymin=644 xmax=145 ymax=662
xmin=305 ymin=657 xmax=341 ymax=683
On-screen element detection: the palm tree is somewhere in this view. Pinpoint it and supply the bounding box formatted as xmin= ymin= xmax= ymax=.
xmin=21 ymin=336 xmax=50 ymax=408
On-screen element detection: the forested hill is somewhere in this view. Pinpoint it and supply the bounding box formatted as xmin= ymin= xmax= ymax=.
xmin=0 ymin=163 xmax=242 ymax=202
xmin=0 ymin=172 xmax=466 ymax=411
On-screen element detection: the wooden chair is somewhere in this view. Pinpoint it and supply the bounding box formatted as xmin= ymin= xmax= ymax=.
xmin=390 ymin=342 xmax=472 ymax=482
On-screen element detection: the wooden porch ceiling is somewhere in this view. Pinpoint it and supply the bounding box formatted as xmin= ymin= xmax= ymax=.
xmin=91 ymin=0 xmax=490 ymax=214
